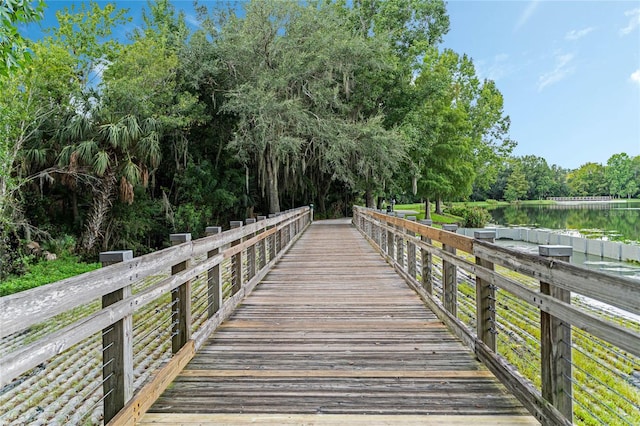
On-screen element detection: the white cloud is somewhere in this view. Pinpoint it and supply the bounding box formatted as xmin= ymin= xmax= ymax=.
xmin=538 ymin=52 xmax=575 ymax=91
xmin=565 ymin=27 xmax=595 ymax=41
xmin=620 ymin=8 xmax=640 ymax=35
xmin=515 ymin=1 xmax=540 ymax=31
xmin=185 ymin=13 xmax=202 ymax=29
xmin=631 ymin=69 xmax=640 ymax=85
xmin=486 ymin=53 xmax=513 ymax=81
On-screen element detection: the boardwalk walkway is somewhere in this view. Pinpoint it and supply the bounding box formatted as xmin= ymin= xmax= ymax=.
xmin=141 ymin=219 xmax=537 ymax=425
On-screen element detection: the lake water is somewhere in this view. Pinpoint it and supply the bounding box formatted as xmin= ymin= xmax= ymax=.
xmin=488 ymin=201 xmax=640 ymax=243
xmin=488 ymin=201 xmax=640 ymax=280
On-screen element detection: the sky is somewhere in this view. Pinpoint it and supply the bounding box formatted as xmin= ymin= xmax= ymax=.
xmin=442 ymin=0 xmax=640 ymax=169
xmin=22 ymin=0 xmax=640 ymax=170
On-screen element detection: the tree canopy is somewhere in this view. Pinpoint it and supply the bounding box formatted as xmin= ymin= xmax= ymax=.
xmin=3 ymin=0 xmax=637 ymax=278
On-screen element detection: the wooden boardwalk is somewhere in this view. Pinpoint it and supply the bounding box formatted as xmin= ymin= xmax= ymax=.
xmin=141 ymin=219 xmax=538 ymax=425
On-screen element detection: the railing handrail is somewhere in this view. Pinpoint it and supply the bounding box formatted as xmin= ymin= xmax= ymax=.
xmin=353 ymin=206 xmax=640 ymax=426
xmin=0 ymin=209 xmax=307 ymax=339
xmin=0 ymin=206 xmax=311 ymax=424
xmin=358 ymin=207 xmax=640 ymax=320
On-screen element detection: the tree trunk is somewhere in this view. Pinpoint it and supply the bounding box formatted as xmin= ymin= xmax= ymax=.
xmin=80 ymin=171 xmax=116 ymax=257
xmin=425 ymin=199 xmax=431 ymax=220
xmin=436 ymin=197 xmax=443 ymax=215
xmin=266 ymin=155 xmax=280 ymax=214
xmin=365 ymin=188 xmax=374 ymax=208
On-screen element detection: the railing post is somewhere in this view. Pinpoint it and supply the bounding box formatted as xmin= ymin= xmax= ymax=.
xmin=246 ymin=218 xmax=257 ymax=280
xmin=442 ymin=224 xmax=458 ymax=316
xmin=407 ymin=216 xmax=417 ymax=278
xmin=205 ymin=226 xmax=222 ymax=317
xmin=539 ymin=245 xmax=573 ymax=423
xmin=396 ymin=213 xmax=405 ymax=268
xmin=419 ymin=219 xmax=433 ymax=294
xmin=474 ymin=230 xmax=496 ymax=351
xmin=170 ymin=233 xmax=192 ymax=354
xmin=229 ymin=221 xmax=244 ymax=295
xmin=257 ymin=216 xmax=267 ymax=270
xmin=386 ymin=212 xmax=395 ymax=260
xmin=100 ymin=250 xmax=134 ymax=424
xmin=380 ymin=214 xmax=387 ymax=254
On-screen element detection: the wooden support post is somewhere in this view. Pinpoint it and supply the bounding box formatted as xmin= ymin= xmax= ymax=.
xmin=229 ymin=221 xmax=243 ymax=295
xmin=407 ymin=216 xmax=417 ymax=278
xmin=475 ymin=230 xmax=496 ymax=351
xmin=257 ymin=216 xmax=267 ymax=270
xmin=442 ymin=224 xmax=458 ymax=316
xmin=386 ymin=212 xmax=395 ymax=260
xmin=396 ymin=213 xmax=405 ymax=268
xmin=380 ymin=216 xmax=387 ymax=253
xmin=100 ymin=250 xmax=134 ymax=424
xmin=170 ymin=233 xmax=192 ymax=354
xmin=419 ymin=219 xmax=433 ymax=294
xmin=205 ymin=226 xmax=222 ymax=317
xmin=245 ymin=218 xmax=257 ymax=280
xmin=539 ymin=245 xmax=573 ymax=423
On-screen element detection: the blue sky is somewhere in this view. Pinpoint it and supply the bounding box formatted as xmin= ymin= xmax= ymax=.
xmin=442 ymin=1 xmax=640 ymax=169
xmin=24 ymin=1 xmax=640 ymax=170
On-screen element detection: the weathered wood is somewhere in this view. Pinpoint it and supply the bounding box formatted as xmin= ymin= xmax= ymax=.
xmin=368 ymin=210 xmax=473 ymax=253
xmin=145 ymin=220 xmax=534 ymax=422
xmin=473 ymin=241 xmax=639 ymax=316
xmin=0 ymin=252 xmax=225 ymax=388
xmin=108 ymin=340 xmax=196 ymax=426
xmin=246 ymin=218 xmax=257 ymax=279
xmin=100 ymin=251 xmax=134 ymax=424
xmin=0 ymin=243 xmax=191 ymax=338
xmin=170 ymin=234 xmax=192 ymax=354
xmin=229 ymin=221 xmax=244 ymax=295
xmin=139 ymin=413 xmax=540 ymax=425
xmin=419 ymin=219 xmax=433 ymax=294
xmin=442 ymin=224 xmax=458 ymax=316
xmin=406 ymin=216 xmax=417 ymax=278
xmin=476 ymin=340 xmax=571 ymax=426
xmin=539 ymin=247 xmax=572 ymax=423
xmin=223 ymin=227 xmax=278 ymax=259
xmin=205 ymin=226 xmax=222 ymax=317
xmin=474 ymin=231 xmax=496 ymax=351
xmin=473 ymin=261 xmax=640 ymax=357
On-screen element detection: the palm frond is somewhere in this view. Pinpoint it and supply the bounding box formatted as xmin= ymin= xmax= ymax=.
xmin=93 ymin=151 xmax=110 ymax=177
xmin=122 ymin=160 xmax=141 ymax=186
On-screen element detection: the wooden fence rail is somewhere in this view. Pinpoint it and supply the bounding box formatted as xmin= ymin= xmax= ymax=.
xmin=353 ymin=206 xmax=640 ymax=426
xmin=0 ymin=207 xmax=311 ymax=425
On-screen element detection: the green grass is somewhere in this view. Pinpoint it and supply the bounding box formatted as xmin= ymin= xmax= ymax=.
xmin=394 ymin=203 xmax=461 ymax=224
xmin=0 ymin=255 xmax=100 ymax=296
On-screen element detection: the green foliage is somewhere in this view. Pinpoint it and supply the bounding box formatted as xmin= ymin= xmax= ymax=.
xmin=504 ymin=162 xmax=528 ymax=202
xmin=0 ymin=0 xmax=45 ymax=75
xmin=0 ymin=254 xmax=100 ymax=296
xmin=446 ymin=205 xmax=492 ymax=227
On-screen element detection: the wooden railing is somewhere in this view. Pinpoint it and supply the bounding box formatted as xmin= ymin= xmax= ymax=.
xmin=353 ymin=206 xmax=640 ymax=426
xmin=0 ymin=207 xmax=311 ymax=425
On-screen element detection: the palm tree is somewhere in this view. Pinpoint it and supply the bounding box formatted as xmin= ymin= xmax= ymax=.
xmin=57 ymin=105 xmax=161 ymax=256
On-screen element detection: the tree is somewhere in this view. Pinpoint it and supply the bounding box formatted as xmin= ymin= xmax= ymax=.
xmin=520 ymin=155 xmax=553 ymax=200
xmin=504 ymin=162 xmax=528 ymax=202
xmin=606 ymin=153 xmax=637 ymax=198
xmin=567 ymin=162 xmax=607 ymax=196
xmin=0 ymin=0 xmax=45 ymax=75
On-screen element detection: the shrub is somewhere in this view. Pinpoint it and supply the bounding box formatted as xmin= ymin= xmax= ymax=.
xmin=444 ymin=205 xmax=493 ymax=228
xmin=463 ymin=206 xmax=493 ymax=228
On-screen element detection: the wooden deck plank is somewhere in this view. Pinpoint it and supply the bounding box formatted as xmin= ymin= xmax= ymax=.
xmin=139 ymin=413 xmax=540 ymax=425
xmin=141 ymin=219 xmax=537 ymax=423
